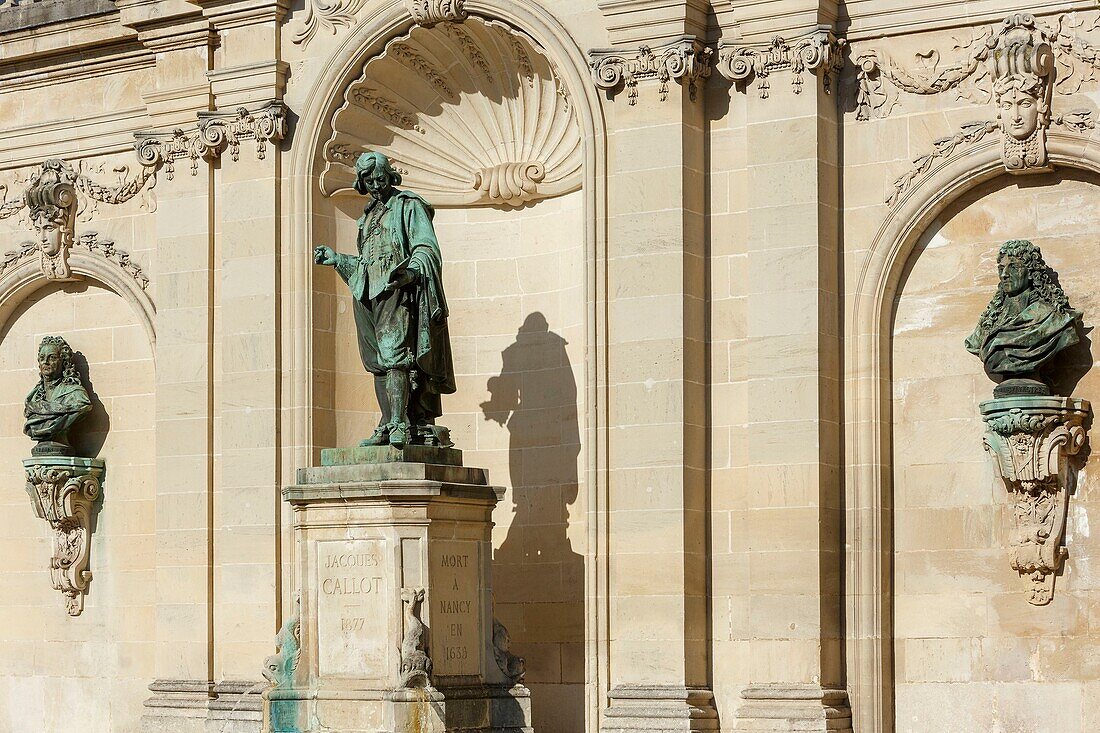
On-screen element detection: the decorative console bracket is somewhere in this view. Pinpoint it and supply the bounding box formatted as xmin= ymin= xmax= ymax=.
xmin=23 ymin=457 xmax=105 ymax=616
xmin=981 ymin=397 xmax=1090 ymax=605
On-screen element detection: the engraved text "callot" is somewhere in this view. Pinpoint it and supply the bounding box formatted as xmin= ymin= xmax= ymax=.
xmin=322 ymin=576 xmax=382 ymax=595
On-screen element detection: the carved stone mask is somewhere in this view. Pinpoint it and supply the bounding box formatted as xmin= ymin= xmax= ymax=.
xmin=33 ymin=210 xmax=68 ymax=258
xmin=996 ymin=82 xmax=1042 ymax=141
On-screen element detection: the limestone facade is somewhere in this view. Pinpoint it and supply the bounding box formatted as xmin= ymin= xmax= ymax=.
xmin=0 ymin=1 xmax=1099 ymax=731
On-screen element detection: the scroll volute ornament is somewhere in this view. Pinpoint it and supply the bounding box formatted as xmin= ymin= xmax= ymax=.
xmin=967 ymin=240 xmax=1091 ymax=605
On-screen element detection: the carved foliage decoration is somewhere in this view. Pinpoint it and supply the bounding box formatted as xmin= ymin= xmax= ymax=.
xmin=857 ymin=13 xmax=1100 ymax=176
xmin=406 ymin=0 xmax=466 ymax=27
xmin=136 ymin=103 xmax=288 ymax=181
xmin=292 ymin=0 xmax=366 ymax=47
xmin=322 ymin=19 xmax=582 ymax=207
xmin=24 ymin=458 xmax=105 ymax=616
xmin=981 ymin=398 xmax=1090 ymax=605
xmin=718 ymin=27 xmax=846 ymax=98
xmin=399 ymin=587 xmax=433 ymax=689
xmin=589 ymin=38 xmax=713 ymax=105
xmin=0 ymin=159 xmax=155 ymax=283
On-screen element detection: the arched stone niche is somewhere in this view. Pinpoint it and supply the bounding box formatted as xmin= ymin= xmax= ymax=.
xmin=0 ymin=275 xmax=156 ymax=731
xmin=286 ymin=4 xmax=607 ymax=732
xmin=320 ymin=17 xmax=584 ymax=208
xmin=845 ymin=133 xmax=1100 ymax=733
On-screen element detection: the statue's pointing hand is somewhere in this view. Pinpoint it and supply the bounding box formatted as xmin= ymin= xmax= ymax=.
xmin=314 ymin=245 xmax=338 ymax=266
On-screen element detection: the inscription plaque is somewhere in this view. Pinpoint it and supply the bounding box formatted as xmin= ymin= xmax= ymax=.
xmin=430 ymin=540 xmax=481 ymax=676
xmin=316 ymin=539 xmax=388 ymax=678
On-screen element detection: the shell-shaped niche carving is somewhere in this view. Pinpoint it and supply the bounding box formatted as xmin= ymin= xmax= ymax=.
xmin=321 ymin=18 xmax=582 ymax=207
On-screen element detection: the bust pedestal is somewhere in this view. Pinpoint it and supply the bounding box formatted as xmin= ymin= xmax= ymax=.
xmin=268 ymin=446 xmax=532 ymax=733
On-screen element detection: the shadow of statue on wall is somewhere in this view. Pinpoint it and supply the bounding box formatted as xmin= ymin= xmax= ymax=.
xmin=481 ymin=312 xmax=584 ymax=733
xmin=70 ymin=350 xmax=110 ymax=459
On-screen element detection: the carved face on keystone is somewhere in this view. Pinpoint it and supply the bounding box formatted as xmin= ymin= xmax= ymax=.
xmin=38 ymin=342 xmax=63 ymax=382
xmin=33 ymin=210 xmax=68 ymax=258
xmin=996 ymin=84 xmax=1042 ymax=141
xmin=999 ymin=255 xmax=1030 ymax=297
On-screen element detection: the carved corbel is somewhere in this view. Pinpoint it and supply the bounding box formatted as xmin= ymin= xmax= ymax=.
xmin=135 ymin=101 xmax=288 ymax=180
xmin=405 ymin=0 xmax=466 ymax=27
xmin=589 ymin=38 xmax=713 ymax=105
xmin=981 ymin=398 xmax=1090 ymax=605
xmin=718 ymin=27 xmax=846 ymax=98
xmin=23 ymin=458 xmax=105 ymax=616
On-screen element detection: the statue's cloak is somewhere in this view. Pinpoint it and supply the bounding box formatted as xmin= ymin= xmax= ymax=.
xmin=24 ymin=380 xmax=92 ymax=441
xmin=965 ymin=299 xmax=1079 ymax=377
xmin=336 ymin=190 xmax=456 ymax=402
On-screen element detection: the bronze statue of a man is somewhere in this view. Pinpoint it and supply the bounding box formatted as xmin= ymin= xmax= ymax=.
xmin=965 ymin=239 xmax=1080 ymax=396
xmin=314 ymin=152 xmax=455 ymax=448
xmin=24 ymin=335 xmax=92 ymax=456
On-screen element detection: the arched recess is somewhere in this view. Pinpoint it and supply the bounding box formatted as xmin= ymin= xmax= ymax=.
xmin=0 ymin=254 xmax=156 ymax=348
xmin=844 ymin=130 xmax=1100 ymax=733
xmin=283 ymin=2 xmax=608 ymax=730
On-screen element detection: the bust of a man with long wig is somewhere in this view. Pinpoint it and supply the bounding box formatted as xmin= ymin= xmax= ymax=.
xmin=965 ymin=239 xmax=1080 ymax=396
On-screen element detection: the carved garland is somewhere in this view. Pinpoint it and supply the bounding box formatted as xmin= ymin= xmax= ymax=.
xmin=0 ymin=159 xmax=155 ymax=283
xmin=718 ymin=27 xmax=846 ymax=98
xmin=23 ymin=459 xmax=105 ymax=616
xmin=589 ymin=38 xmax=714 ymax=105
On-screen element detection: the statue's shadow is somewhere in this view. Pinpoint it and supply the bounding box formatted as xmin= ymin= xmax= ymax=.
xmin=70 ymin=350 xmax=110 ymax=459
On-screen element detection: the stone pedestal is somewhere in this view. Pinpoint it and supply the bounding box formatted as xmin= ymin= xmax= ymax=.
xmin=268 ymin=446 xmax=532 ymax=733
xmin=23 ymin=456 xmax=105 ymax=616
xmin=732 ymin=685 xmax=852 ymax=732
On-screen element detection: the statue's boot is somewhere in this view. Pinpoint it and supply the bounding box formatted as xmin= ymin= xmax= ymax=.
xmin=360 ymin=375 xmax=392 ymax=446
xmin=387 ymin=370 xmax=412 ymax=449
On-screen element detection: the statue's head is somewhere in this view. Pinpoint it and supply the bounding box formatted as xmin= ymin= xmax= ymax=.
xmin=26 ymin=181 xmax=77 ymax=258
xmin=353 ymin=152 xmax=402 ymax=199
xmin=976 ymin=240 xmax=1075 ymax=334
xmin=37 ymin=336 xmax=78 ymax=385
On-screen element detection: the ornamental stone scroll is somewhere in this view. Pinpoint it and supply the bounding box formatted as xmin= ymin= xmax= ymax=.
xmin=966 ymin=240 xmax=1091 ymax=605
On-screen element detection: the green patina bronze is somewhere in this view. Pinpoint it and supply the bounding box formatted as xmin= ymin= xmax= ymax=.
xmin=966 ymin=240 xmax=1081 ymax=397
xmin=315 ymin=151 xmax=456 ymax=450
xmin=24 ymin=335 xmax=92 ymax=457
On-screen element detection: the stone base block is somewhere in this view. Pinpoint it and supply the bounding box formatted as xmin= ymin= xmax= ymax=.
xmin=141 ymin=680 xmax=263 ymax=733
xmin=732 ymin=685 xmax=852 ymax=732
xmin=603 ymin=686 xmax=719 ymax=731
xmin=266 ymin=685 xmax=531 ymax=733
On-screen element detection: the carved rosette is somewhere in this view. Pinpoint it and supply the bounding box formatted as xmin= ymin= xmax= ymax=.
xmin=405 ymin=0 xmax=466 ymax=27
xmin=718 ymin=27 xmax=846 ymax=98
xmin=589 ymin=38 xmax=713 ymax=105
xmin=23 ymin=457 xmax=105 ymax=616
xmin=980 ymin=397 xmax=1090 ymax=605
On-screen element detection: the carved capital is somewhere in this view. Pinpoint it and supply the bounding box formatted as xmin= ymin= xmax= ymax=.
xmin=405 ymin=0 xmax=466 ymax=27
xmin=981 ymin=397 xmax=1091 ymax=605
xmin=23 ymin=457 xmax=105 ymax=616
xmin=718 ymin=26 xmax=846 ymax=98
xmin=589 ymin=37 xmax=713 ymax=105
xmin=135 ymin=101 xmax=288 ymax=180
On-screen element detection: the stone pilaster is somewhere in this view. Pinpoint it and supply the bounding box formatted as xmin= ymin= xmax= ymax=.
xmin=719 ymin=17 xmax=851 ymax=732
xmin=594 ymin=24 xmax=716 ymax=730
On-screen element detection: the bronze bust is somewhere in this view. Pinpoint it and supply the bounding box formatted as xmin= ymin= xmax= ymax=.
xmin=24 ymin=335 xmax=92 ymax=456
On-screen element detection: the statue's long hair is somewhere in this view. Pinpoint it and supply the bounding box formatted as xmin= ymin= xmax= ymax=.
xmin=977 ymin=239 xmax=1076 ymax=333
xmin=38 ymin=335 xmax=81 ymax=386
